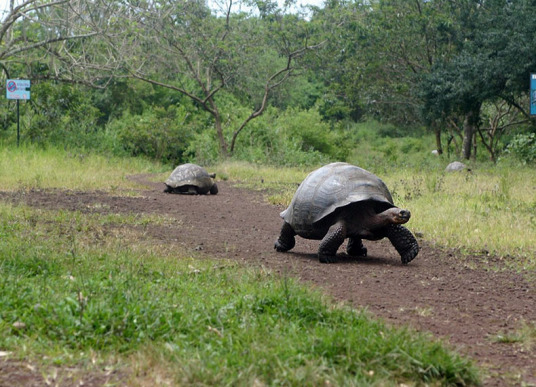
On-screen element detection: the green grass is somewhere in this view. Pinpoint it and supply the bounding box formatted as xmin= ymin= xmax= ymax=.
xmin=382 ymin=165 xmax=536 ymax=270
xmin=0 ymin=145 xmax=481 ymax=385
xmin=490 ymin=321 xmax=536 ymax=351
xmin=0 ymin=143 xmax=162 ymax=192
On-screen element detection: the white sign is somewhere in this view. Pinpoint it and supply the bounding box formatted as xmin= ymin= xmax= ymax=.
xmin=6 ymin=79 xmax=31 ymax=100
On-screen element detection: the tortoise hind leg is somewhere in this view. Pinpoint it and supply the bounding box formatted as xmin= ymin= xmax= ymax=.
xmin=274 ymin=222 xmax=296 ymax=252
xmin=347 ymin=237 xmax=367 ymax=257
xmin=384 ymin=224 xmax=419 ymax=264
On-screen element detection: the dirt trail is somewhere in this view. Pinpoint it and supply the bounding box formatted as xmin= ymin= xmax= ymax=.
xmin=1 ymin=175 xmax=535 ymax=386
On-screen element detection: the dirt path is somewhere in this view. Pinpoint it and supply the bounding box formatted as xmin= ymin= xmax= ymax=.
xmin=1 ymin=175 xmax=535 ymax=386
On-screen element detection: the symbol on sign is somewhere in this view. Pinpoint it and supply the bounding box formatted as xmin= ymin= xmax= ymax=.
xmin=6 ymin=79 xmax=30 ymax=100
xmin=7 ymin=81 xmax=16 ymax=92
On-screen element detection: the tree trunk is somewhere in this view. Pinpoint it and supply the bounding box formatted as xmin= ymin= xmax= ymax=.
xmin=434 ymin=125 xmax=443 ymax=155
xmin=461 ymin=114 xmax=473 ymax=159
xmin=207 ymin=98 xmax=228 ymax=157
xmin=214 ymin=115 xmax=228 ymax=157
xmin=472 ymin=131 xmax=477 ymax=161
xmin=461 ymin=106 xmax=480 ymax=160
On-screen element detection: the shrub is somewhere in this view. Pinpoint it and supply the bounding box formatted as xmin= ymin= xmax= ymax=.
xmin=11 ymin=83 xmax=102 ymax=149
xmin=188 ymin=105 xmax=350 ymax=167
xmin=105 ymin=105 xmax=195 ymax=165
xmin=277 ymin=108 xmax=350 ymax=161
xmin=186 ymin=129 xmax=222 ymax=166
xmin=505 ymin=133 xmax=536 ymax=164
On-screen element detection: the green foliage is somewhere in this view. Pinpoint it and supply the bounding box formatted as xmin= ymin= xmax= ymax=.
xmin=234 ymin=107 xmax=349 ymax=166
xmin=186 ymin=127 xmax=222 ymax=166
xmin=186 ymin=101 xmax=351 ymax=166
xmin=505 ymin=133 xmax=536 ymax=164
xmin=91 ymin=79 xmax=153 ymax=124
xmin=317 ymin=91 xmax=354 ymax=122
xmin=420 ymin=0 xmax=536 ymax=125
xmin=280 ymin=108 xmax=348 ymax=158
xmin=105 ymin=105 xmax=198 ymax=165
xmin=268 ymin=75 xmax=324 ymax=111
xmin=344 ymin=121 xmax=436 ymax=171
xmin=1 ymin=83 xmax=102 ymax=149
xmin=2 ymin=0 xmax=536 ymax=167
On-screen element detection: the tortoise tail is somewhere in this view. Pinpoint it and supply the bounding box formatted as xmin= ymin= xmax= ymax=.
xmin=384 ymin=224 xmax=420 ymax=265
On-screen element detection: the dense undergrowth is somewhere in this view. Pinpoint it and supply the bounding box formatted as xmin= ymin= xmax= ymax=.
xmin=4 ymin=84 xmax=534 ymax=168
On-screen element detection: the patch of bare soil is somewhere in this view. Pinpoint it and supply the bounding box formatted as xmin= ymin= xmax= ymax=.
xmin=1 ymin=175 xmax=535 ymax=386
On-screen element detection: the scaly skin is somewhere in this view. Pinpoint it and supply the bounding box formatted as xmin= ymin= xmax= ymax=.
xmin=318 ymin=221 xmax=347 ymax=263
xmin=275 ymin=204 xmax=419 ymax=264
xmin=383 ymin=224 xmax=420 ymax=264
xmin=274 ymin=222 xmax=296 ymax=252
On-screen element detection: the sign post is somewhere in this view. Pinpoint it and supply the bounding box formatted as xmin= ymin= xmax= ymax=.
xmin=6 ymin=79 xmax=31 ymax=147
xmin=531 ymin=74 xmax=536 ymax=116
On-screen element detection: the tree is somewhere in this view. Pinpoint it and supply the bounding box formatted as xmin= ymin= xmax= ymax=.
xmin=478 ymin=98 xmax=530 ymax=162
xmin=312 ymin=0 xmax=467 ymax=152
xmin=420 ymin=0 xmax=536 ymax=160
xmin=0 ymin=0 xmax=118 ymax=140
xmin=104 ymin=0 xmax=323 ymax=157
xmin=0 ymin=0 xmax=115 ymax=85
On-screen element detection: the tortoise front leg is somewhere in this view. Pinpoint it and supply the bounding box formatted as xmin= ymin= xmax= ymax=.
xmin=274 ymin=222 xmax=296 ymax=252
xmin=347 ymin=237 xmax=367 ymax=257
xmin=209 ymin=183 xmax=219 ymax=195
xmin=384 ymin=224 xmax=420 ymax=264
xmin=318 ymin=221 xmax=347 ymax=263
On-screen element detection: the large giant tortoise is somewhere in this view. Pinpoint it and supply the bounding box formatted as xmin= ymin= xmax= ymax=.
xmin=274 ymin=162 xmax=419 ymax=264
xmin=164 ymin=163 xmax=218 ymax=195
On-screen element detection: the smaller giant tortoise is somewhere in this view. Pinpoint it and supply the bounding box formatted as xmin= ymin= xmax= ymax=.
xmin=274 ymin=162 xmax=419 ymax=264
xmin=164 ymin=163 xmax=218 ymax=195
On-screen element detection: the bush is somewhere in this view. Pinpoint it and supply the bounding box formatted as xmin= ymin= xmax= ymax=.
xmin=187 ymin=104 xmax=350 ymax=167
xmin=505 ymin=133 xmax=536 ymax=164
xmin=5 ymin=83 xmax=102 ymax=149
xmin=278 ymin=108 xmax=350 ymax=160
xmin=231 ymin=107 xmax=350 ymax=166
xmin=105 ymin=105 xmax=196 ymax=165
xmin=186 ymin=129 xmax=222 ymax=165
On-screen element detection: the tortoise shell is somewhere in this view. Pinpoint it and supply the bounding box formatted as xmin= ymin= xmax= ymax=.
xmin=281 ymin=162 xmax=394 ymax=236
xmin=164 ymin=163 xmax=217 ymax=195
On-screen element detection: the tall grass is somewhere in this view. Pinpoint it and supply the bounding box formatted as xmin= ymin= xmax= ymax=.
xmin=382 ymin=165 xmax=536 ymax=268
xmin=0 ymin=143 xmax=162 ymax=192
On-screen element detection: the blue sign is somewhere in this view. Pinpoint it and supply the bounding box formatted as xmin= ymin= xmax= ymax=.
xmin=531 ymin=74 xmax=536 ymax=116
xmin=6 ymin=79 xmax=31 ymax=100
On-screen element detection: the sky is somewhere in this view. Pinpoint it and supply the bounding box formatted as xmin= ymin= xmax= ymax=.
xmin=208 ymin=0 xmax=326 ymax=16
xmin=1 ymin=0 xmax=327 ymax=14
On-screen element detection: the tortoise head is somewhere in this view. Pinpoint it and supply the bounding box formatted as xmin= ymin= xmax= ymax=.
xmin=384 ymin=207 xmax=411 ymax=224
